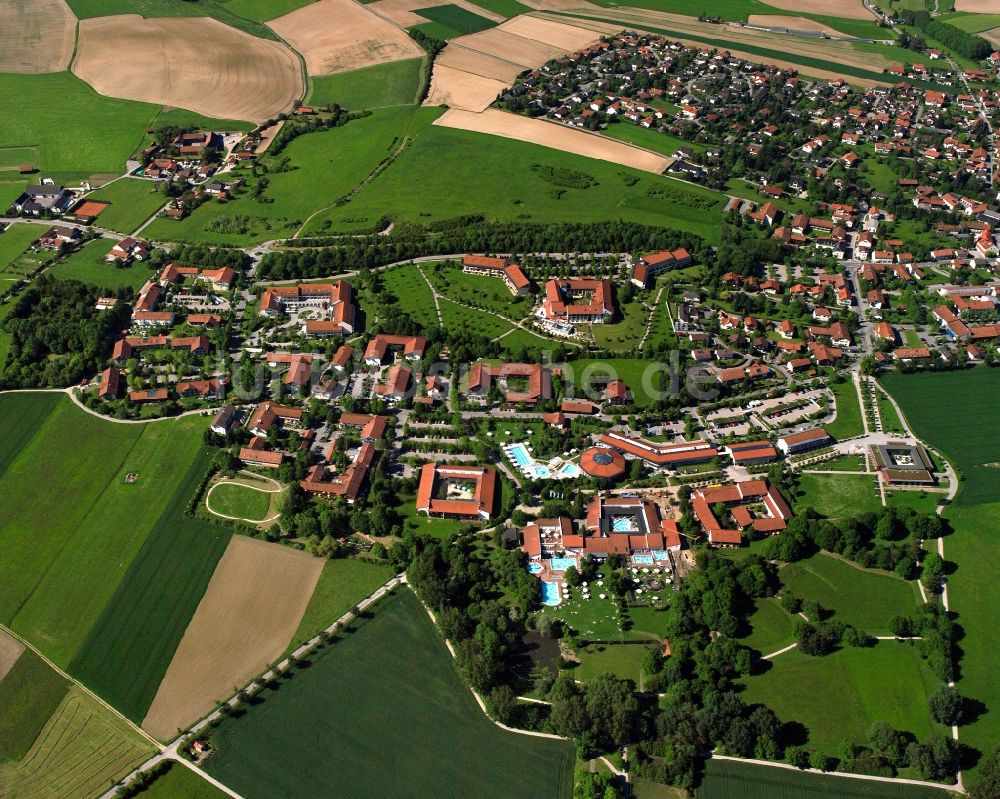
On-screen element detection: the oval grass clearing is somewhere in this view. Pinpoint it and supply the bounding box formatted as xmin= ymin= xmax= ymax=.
xmin=206 ymin=482 xmax=273 ymax=522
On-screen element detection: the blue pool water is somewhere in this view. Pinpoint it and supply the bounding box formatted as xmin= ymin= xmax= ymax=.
xmin=612 ymin=518 xmax=635 ymax=532
xmin=651 ymin=550 xmax=668 ymax=560
xmin=549 ymin=556 xmax=577 ymax=571
xmin=509 ymin=444 xmax=531 ymax=467
xmin=533 ymin=465 xmax=552 ymax=479
xmin=542 ymin=582 xmax=561 ymax=606
xmin=558 ymin=463 xmax=581 ymax=478
xmin=527 ymin=562 xmax=543 ymax=574
xmin=632 ymin=554 xmax=654 ymax=565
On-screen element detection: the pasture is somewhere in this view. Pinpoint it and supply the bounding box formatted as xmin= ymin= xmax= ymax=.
xmin=142 ymin=537 xmax=323 ymax=740
xmin=63 ymin=0 xmax=279 ymax=39
xmin=70 ymin=448 xmax=232 ymax=723
xmin=220 ymin=0 xmax=318 ymax=21
xmin=0 ymin=395 xmax=209 ymax=668
xmin=73 ymin=16 xmax=303 ymax=122
xmin=84 ymin=177 xmax=168 ymax=234
xmin=0 ymin=647 xmax=69 ymax=762
xmin=0 ymin=392 xmax=61 ymax=479
xmin=739 ymin=642 xmax=940 ymax=754
xmin=695 ymin=758 xmax=951 ymax=798
xmin=779 ymin=553 xmax=921 ymax=633
xmin=881 ymin=370 xmax=1000 ymax=507
xmin=284 ymin=557 xmax=396 ymax=656
xmin=0 ymin=0 xmax=76 ymax=74
xmin=308 ymin=58 xmax=424 ymax=110
xmin=794 ymin=472 xmax=882 ymax=518
xmin=136 ymin=762 xmax=230 ymax=798
xmin=204 ymin=589 xmax=575 ymax=799
xmin=48 ymin=238 xmax=153 ymax=290
xmin=305 ymin=121 xmax=725 ymax=242
xmin=0 ymin=686 xmax=155 ymax=799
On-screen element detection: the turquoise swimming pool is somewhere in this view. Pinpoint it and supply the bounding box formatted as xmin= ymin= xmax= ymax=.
xmin=527 ymin=562 xmax=543 ymax=574
xmin=509 ymin=444 xmax=531 ymax=467
xmin=632 ymin=554 xmax=654 ymax=564
xmin=542 ymin=581 xmax=560 ymax=606
xmin=549 ymin=556 xmax=577 ymax=571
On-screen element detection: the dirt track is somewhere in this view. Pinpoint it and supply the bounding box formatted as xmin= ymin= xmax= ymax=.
xmin=434 ymin=107 xmax=672 ymax=173
xmin=72 ymin=15 xmax=302 ymax=122
xmin=141 ymin=537 xmax=323 ymax=740
xmin=268 ymin=0 xmax=426 ymax=76
xmin=0 ymin=0 xmax=76 ymax=74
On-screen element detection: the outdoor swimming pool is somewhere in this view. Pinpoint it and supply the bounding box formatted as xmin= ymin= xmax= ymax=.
xmin=632 ymin=554 xmax=654 ymax=565
xmin=527 ymin=562 xmax=543 ymax=574
xmin=612 ymin=518 xmax=636 ymax=532
xmin=542 ymin=582 xmax=560 ymax=606
xmin=652 ymin=550 xmax=668 ymax=560
xmin=558 ymin=463 xmax=581 ymax=478
xmin=549 ymin=557 xmax=577 ymax=571
xmin=509 ymin=444 xmax=531 ymax=467
xmin=533 ymin=465 xmax=552 ymax=479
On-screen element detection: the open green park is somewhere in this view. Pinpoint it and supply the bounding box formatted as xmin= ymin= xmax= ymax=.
xmin=826 ymin=378 xmax=864 ymax=440
xmin=736 ymin=597 xmax=798 ymax=656
xmin=205 ymin=588 xmax=575 ymax=799
xmin=48 ymin=237 xmax=154 ymax=291
xmin=882 ymin=369 xmax=1000 ymax=779
xmin=206 ymin=481 xmax=275 ymax=522
xmin=793 ymin=472 xmax=882 ymax=518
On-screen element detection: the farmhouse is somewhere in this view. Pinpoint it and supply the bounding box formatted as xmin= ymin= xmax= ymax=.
xmin=108 ymin=237 xmax=149 ymax=263
xmin=692 ymin=479 xmax=792 ymax=545
xmin=541 ymin=278 xmax=615 ymax=323
xmin=599 ymin=431 xmax=718 ymax=468
xmin=363 ymin=334 xmax=426 ymax=365
xmin=462 ymin=255 xmax=531 ymax=295
xmin=468 ymin=362 xmax=552 ymax=404
xmin=416 ymin=464 xmax=498 ymax=520
xmin=13 ymin=184 xmax=73 ymax=215
xmin=37 ymin=226 xmax=81 ymax=250
xmin=777 ymin=427 xmax=831 ymax=454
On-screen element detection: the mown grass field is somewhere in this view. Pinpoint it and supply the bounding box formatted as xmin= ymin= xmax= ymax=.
xmin=564 ymin=358 xmax=665 ymax=407
xmin=739 ymin=642 xmax=940 ymax=754
xmin=884 ymin=490 xmax=940 ymax=515
xmin=0 ymin=392 xmax=61 ymax=480
xmin=283 ymin=558 xmax=396 ymax=656
xmin=572 ymin=643 xmax=653 ymax=685
xmin=85 ymin=177 xmax=168 ymax=234
xmin=64 ymin=0 xmax=280 ymax=38
xmin=137 ymin=763 xmax=230 ymax=799
xmin=736 ymin=597 xmax=798 ymax=656
xmin=0 ymin=686 xmax=155 ymax=799
xmin=826 ymin=378 xmax=864 ymax=440
xmin=304 ymin=115 xmax=726 ymax=242
xmin=371 ymin=264 xmax=440 ymax=329
xmin=794 ymin=472 xmax=882 ymax=518
xmin=205 ymin=589 xmax=575 ymax=798
xmin=145 ymin=106 xmax=431 ymax=245
xmin=308 ymin=58 xmax=424 ymax=111
xmin=206 ymin=482 xmax=273 ymax=521
xmin=0 ymin=223 xmax=42 ymax=282
xmin=0 ymin=395 xmax=209 ymax=668
xmin=0 ymin=647 xmax=69 ymax=762
xmin=425 ymin=261 xmax=526 ymax=317
xmin=601 ymin=124 xmax=705 ymax=157
xmin=412 ymin=4 xmax=497 ymax=39
xmin=779 ymin=553 xmax=921 ymax=633
xmin=70 ymin=448 xmax=232 ymax=723
xmin=695 ymin=757 xmax=951 ymax=798
xmin=48 ymin=237 xmax=153 ymax=290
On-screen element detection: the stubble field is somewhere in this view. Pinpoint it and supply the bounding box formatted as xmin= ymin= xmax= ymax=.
xmin=0 ymin=0 xmax=77 ymax=74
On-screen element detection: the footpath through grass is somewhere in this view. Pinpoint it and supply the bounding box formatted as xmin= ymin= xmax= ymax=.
xmin=206 ymin=588 xmax=575 ymax=799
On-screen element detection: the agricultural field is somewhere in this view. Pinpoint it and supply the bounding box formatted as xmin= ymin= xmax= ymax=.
xmin=0 ymin=686 xmax=155 ymax=799
xmin=465 ymin=0 xmax=532 ymax=16
xmin=0 ymin=395 xmax=209 ymax=668
xmin=0 ymin=0 xmax=75 ymax=74
xmin=0 ymin=646 xmax=69 ymax=762
xmin=204 ymin=589 xmax=575 ymax=799
xmin=939 ymin=11 xmax=1000 ymax=32
xmin=695 ymin=757 xmax=952 ymax=798
xmin=48 ymin=238 xmax=153 ymax=290
xmin=739 ymin=642 xmax=940 ymax=754
xmin=142 ymin=536 xmax=324 ymax=740
xmin=779 ymin=553 xmax=921 ymax=633
xmin=736 ymin=597 xmax=798 ymax=656
xmin=0 ymin=392 xmax=61 ymax=479
xmin=83 ymin=177 xmax=168 ymax=234
xmin=412 ymin=4 xmax=497 ymax=39
xmin=307 ymin=58 xmax=424 ymax=110
xmin=794 ymin=472 xmax=882 ymax=518
xmin=145 ymin=106 xmax=433 ymax=245
xmin=135 ymin=763 xmax=231 ymax=799
xmin=70 ymin=448 xmax=232 ymax=723
xmin=63 ymin=0 xmax=280 ymax=39
xmin=284 ymin=557 xmax=396 ymax=656
xmin=220 ymin=0 xmax=317 ymax=21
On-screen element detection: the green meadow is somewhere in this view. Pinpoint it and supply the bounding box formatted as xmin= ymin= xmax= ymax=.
xmin=85 ymin=177 xmax=168 ymax=234
xmin=412 ymin=4 xmax=497 ymax=39
xmin=794 ymin=472 xmax=882 ymax=518
xmin=736 ymin=597 xmax=798 ymax=656
xmin=308 ymin=59 xmax=425 ymax=111
xmin=0 ymin=647 xmax=69 ymax=762
xmin=826 ymin=378 xmax=864 ymax=440
xmin=64 ymin=0 xmax=279 ymax=38
xmin=207 ymin=482 xmax=273 ymax=521
xmin=48 ymin=238 xmax=154 ymax=291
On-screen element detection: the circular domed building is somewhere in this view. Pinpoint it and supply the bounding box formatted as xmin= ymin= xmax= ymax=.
xmin=579 ymin=447 xmax=626 ymax=480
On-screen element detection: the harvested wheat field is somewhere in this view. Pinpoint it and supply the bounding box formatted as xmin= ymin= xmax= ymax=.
xmin=437 ymin=45 xmax=527 ymax=82
xmin=426 ymin=64 xmax=511 ymax=110
xmin=519 ymin=0 xmax=600 ymax=9
xmin=72 ymin=16 xmax=302 ymax=122
xmin=141 ymin=537 xmax=323 ymax=740
xmin=0 ymin=629 xmax=25 ymax=684
xmin=746 ymin=14 xmax=844 ymax=36
xmin=367 ymin=0 xmax=439 ymax=27
xmin=955 ymin=0 xmax=1000 ymax=10
xmin=268 ymin=0 xmax=425 ymax=76
xmin=0 ymin=0 xmax=77 ymax=74
xmin=499 ymin=13 xmax=605 ymax=50
xmin=754 ymin=0 xmax=871 ymax=17
xmin=983 ymin=27 xmax=1000 ymax=48
xmin=435 ymin=108 xmax=672 ymax=172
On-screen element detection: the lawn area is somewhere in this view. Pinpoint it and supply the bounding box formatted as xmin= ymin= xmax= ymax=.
xmin=307 ymin=58 xmax=424 ymax=110
xmin=395 ymin=491 xmax=470 ymax=539
xmin=425 ymin=260 xmax=527 ymax=317
xmin=205 ymin=588 xmax=575 ymax=799
xmin=0 ymin=395 xmax=210 ymax=668
xmin=739 ymin=641 xmax=941 ymax=754
xmin=0 ymin=223 xmax=42 ymax=280
xmin=816 ymin=453 xmax=867 ymax=472
xmin=375 ymin=263 xmax=440 ymax=329
xmin=778 ymin=553 xmax=921 ymax=633
xmin=206 ymin=482 xmax=273 ymax=521
xmin=48 ymin=237 xmax=154 ymax=291
xmin=592 ymin=297 xmax=650 ymax=352
xmin=412 ymin=4 xmax=497 ymax=39
xmin=627 ymin=603 xmax=670 ymax=639
xmin=303 ymin=121 xmax=726 ymax=243
xmin=440 ymin=297 xmax=515 ymax=339
xmin=0 ymin=685 xmax=155 ymax=799
xmin=794 ymin=472 xmax=882 ymax=518
xmin=283 ymin=557 xmax=396 ymax=656
xmin=0 ymin=647 xmax=69 ymax=762
xmin=145 ymin=106 xmax=434 ymax=245
xmin=736 ymin=597 xmax=798 ymax=656
xmin=875 ymin=390 xmax=905 ymax=435
xmin=563 ymin=358 xmax=666 ymax=407
xmin=601 ymin=123 xmax=705 ymax=157
xmin=498 ymin=326 xmax=561 ymax=356
xmin=70 ymin=449 xmax=232 ymax=723
xmin=539 ymin=565 xmax=657 ymax=642
xmin=84 ymin=177 xmax=168 ymax=234
xmin=826 ymin=378 xmax=864 ymax=440
xmin=884 ymin=490 xmax=940 ymax=516
xmin=572 ymin=642 xmax=655 ymax=686
xmin=0 ymin=392 xmax=61 ymax=479
xmin=133 ymin=762 xmax=229 ymax=799
xmin=695 ymin=757 xmax=951 ymax=798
